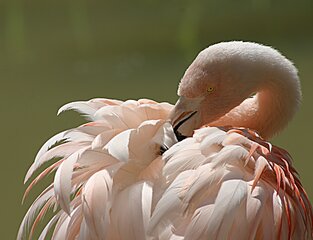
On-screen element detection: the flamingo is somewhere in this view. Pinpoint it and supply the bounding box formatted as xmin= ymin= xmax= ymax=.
xmin=18 ymin=41 xmax=312 ymax=240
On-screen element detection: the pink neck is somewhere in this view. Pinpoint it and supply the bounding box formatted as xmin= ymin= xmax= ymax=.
xmin=209 ymin=77 xmax=301 ymax=139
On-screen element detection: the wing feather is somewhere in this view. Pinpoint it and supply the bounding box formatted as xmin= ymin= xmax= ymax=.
xmin=54 ymin=148 xmax=88 ymax=214
xmin=81 ymin=169 xmax=113 ymax=240
xmin=111 ymin=182 xmax=153 ymax=240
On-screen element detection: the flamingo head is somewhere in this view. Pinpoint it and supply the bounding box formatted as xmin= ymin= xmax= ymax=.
xmin=169 ymin=41 xmax=300 ymax=139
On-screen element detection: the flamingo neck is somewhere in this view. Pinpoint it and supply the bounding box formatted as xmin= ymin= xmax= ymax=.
xmin=209 ymin=73 xmax=301 ymax=140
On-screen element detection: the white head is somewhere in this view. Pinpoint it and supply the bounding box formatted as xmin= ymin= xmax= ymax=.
xmin=170 ymin=41 xmax=301 ymax=139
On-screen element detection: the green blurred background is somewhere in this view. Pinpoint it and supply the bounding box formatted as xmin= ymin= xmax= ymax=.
xmin=1 ymin=0 xmax=313 ymax=238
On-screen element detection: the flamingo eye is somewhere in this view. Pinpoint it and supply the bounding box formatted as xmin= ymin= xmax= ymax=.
xmin=207 ymin=86 xmax=214 ymax=93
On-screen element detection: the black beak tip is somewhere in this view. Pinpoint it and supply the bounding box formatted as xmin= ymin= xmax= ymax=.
xmin=174 ymin=129 xmax=187 ymax=141
xmin=172 ymin=111 xmax=197 ymax=142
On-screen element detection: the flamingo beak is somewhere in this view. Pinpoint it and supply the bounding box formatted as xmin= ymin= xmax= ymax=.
xmin=169 ymin=96 xmax=203 ymax=140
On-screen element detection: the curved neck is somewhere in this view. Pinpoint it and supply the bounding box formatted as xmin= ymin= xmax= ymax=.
xmin=209 ymin=73 xmax=301 ymax=139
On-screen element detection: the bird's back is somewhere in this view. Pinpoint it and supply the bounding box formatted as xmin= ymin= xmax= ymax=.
xmin=151 ymin=126 xmax=312 ymax=239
